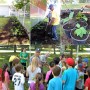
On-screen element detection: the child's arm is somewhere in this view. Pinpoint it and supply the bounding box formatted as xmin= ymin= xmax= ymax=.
xmin=26 ymin=70 xmax=29 ymax=77
xmin=21 ymin=74 xmax=25 ymax=84
xmin=28 ymin=87 xmax=31 ymax=90
xmin=84 ymin=87 xmax=88 ymax=90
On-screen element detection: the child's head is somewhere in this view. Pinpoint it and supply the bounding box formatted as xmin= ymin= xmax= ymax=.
xmin=12 ymin=58 xmax=20 ymax=66
xmin=78 ymin=63 xmax=84 ymax=71
xmin=35 ymin=73 xmax=43 ymax=90
xmin=82 ymin=58 xmax=88 ymax=67
xmin=15 ymin=64 xmax=23 ymax=72
xmin=62 ymin=61 xmax=66 ymax=67
xmin=31 ymin=56 xmax=39 ymax=67
xmin=2 ymin=63 xmax=8 ymax=71
xmin=86 ymin=67 xmax=90 ymax=77
xmin=53 ymin=57 xmax=60 ymax=65
xmin=36 ymin=73 xmax=43 ymax=82
xmin=65 ymin=58 xmax=75 ymax=67
xmin=52 ymin=66 xmax=61 ymax=77
xmin=60 ymin=54 xmax=65 ymax=60
xmin=49 ymin=61 xmax=55 ymax=69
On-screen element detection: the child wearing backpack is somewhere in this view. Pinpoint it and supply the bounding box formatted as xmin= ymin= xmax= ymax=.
xmin=48 ymin=66 xmax=62 ymax=90
xmin=45 ymin=61 xmax=55 ymax=84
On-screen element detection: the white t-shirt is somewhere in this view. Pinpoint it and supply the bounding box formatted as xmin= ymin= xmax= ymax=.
xmin=27 ymin=66 xmax=41 ymax=84
xmin=12 ymin=72 xmax=25 ymax=90
xmin=40 ymin=55 xmax=47 ymax=63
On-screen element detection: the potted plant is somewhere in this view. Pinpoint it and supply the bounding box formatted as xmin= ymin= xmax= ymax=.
xmin=70 ymin=23 xmax=89 ymax=44
xmin=75 ymin=11 xmax=88 ymax=28
xmin=62 ymin=11 xmax=76 ymax=38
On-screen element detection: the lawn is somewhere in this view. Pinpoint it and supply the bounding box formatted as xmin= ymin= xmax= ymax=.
xmin=0 ymin=50 xmax=90 ymax=90
xmin=0 ymin=17 xmax=9 ymax=30
xmin=0 ymin=51 xmax=59 ymax=90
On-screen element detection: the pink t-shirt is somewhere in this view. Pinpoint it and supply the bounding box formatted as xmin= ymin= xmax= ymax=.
xmin=45 ymin=70 xmax=52 ymax=81
xmin=0 ymin=70 xmax=10 ymax=90
xmin=4 ymin=71 xmax=10 ymax=84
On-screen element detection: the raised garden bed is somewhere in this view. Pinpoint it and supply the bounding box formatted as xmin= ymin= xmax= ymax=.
xmin=31 ymin=21 xmax=60 ymax=44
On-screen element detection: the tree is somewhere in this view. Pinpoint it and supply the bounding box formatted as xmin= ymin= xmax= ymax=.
xmin=13 ymin=0 xmax=30 ymax=10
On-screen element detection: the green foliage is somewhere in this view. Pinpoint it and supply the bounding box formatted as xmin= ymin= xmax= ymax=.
xmin=14 ymin=0 xmax=30 ymax=10
xmin=7 ymin=16 xmax=27 ymax=36
xmin=62 ymin=11 xmax=74 ymax=23
xmin=74 ymin=23 xmax=87 ymax=38
xmin=76 ymin=11 xmax=88 ymax=21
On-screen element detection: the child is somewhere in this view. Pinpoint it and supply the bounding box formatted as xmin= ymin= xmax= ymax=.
xmin=0 ymin=68 xmax=2 ymax=89
xmin=11 ymin=58 xmax=20 ymax=76
xmin=20 ymin=48 xmax=28 ymax=70
xmin=61 ymin=61 xmax=67 ymax=74
xmin=76 ymin=63 xmax=84 ymax=90
xmin=45 ymin=61 xmax=55 ymax=84
xmin=48 ymin=66 xmax=62 ymax=90
xmin=1 ymin=63 xmax=10 ymax=90
xmin=84 ymin=67 xmax=90 ymax=90
xmin=53 ymin=57 xmax=60 ymax=67
xmin=26 ymin=57 xmax=41 ymax=85
xmin=75 ymin=56 xmax=82 ymax=69
xmin=62 ymin=58 xmax=78 ymax=90
xmin=28 ymin=73 xmax=44 ymax=90
xmin=12 ymin=64 xmax=25 ymax=90
xmin=82 ymin=58 xmax=89 ymax=83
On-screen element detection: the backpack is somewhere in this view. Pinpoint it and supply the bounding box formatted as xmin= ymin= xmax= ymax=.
xmin=47 ymin=72 xmax=53 ymax=84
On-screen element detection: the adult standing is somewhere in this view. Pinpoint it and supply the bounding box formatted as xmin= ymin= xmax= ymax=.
xmin=30 ymin=48 xmax=50 ymax=72
xmin=20 ymin=48 xmax=28 ymax=70
xmin=47 ymin=4 xmax=60 ymax=40
xmin=45 ymin=0 xmax=61 ymax=17
xmin=30 ymin=48 xmax=41 ymax=63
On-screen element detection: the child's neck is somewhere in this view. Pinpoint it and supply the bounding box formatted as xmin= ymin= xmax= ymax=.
xmin=54 ymin=76 xmax=58 ymax=78
xmin=68 ymin=66 xmax=72 ymax=68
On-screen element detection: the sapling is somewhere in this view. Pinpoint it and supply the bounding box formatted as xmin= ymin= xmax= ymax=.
xmin=74 ymin=23 xmax=87 ymax=38
xmin=62 ymin=11 xmax=74 ymax=24
xmin=76 ymin=11 xmax=88 ymax=21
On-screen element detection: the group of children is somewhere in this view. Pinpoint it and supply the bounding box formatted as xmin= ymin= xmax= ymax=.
xmin=0 ymin=53 xmax=90 ymax=90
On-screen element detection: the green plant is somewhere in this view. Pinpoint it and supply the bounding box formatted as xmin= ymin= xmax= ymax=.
xmin=76 ymin=11 xmax=88 ymax=21
xmin=4 ymin=16 xmax=27 ymax=36
xmin=74 ymin=23 xmax=87 ymax=38
xmin=14 ymin=0 xmax=30 ymax=10
xmin=62 ymin=11 xmax=74 ymax=24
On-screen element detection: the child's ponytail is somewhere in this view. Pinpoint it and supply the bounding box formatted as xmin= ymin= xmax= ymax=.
xmin=2 ymin=63 xmax=8 ymax=82
xmin=35 ymin=73 xmax=43 ymax=90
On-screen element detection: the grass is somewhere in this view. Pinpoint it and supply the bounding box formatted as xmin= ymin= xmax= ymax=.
xmin=0 ymin=17 xmax=9 ymax=30
xmin=0 ymin=52 xmax=59 ymax=90
xmin=0 ymin=48 xmax=90 ymax=89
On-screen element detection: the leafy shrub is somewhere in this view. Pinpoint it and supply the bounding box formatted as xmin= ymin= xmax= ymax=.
xmin=74 ymin=23 xmax=87 ymax=38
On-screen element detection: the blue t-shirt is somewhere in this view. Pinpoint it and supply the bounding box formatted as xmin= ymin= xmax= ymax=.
xmin=48 ymin=77 xmax=62 ymax=90
xmin=62 ymin=68 xmax=78 ymax=90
